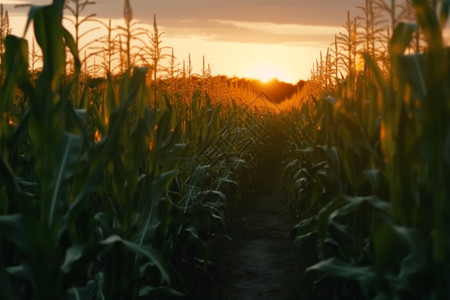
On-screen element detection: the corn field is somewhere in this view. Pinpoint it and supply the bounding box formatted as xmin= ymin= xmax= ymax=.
xmin=284 ymin=0 xmax=450 ymax=298
xmin=0 ymin=0 xmax=449 ymax=299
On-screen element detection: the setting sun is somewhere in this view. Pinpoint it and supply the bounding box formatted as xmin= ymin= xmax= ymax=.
xmin=245 ymin=65 xmax=290 ymax=83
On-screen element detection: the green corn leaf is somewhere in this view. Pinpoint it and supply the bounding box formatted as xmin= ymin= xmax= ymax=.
xmin=156 ymin=110 xmax=171 ymax=144
xmin=66 ymin=287 xmax=84 ymax=300
xmin=64 ymin=67 xmax=148 ymax=226
xmin=293 ymin=231 xmax=317 ymax=248
xmin=0 ymin=214 xmax=32 ymax=259
xmin=139 ymin=286 xmax=184 ymax=298
xmin=185 ymin=227 xmax=200 ymax=240
xmin=119 ymin=68 xmax=131 ymax=102
xmin=331 ymin=195 xmax=391 ymax=218
xmin=0 ymin=35 xmax=29 ymax=115
xmin=374 ymin=224 xmax=399 ymax=273
xmin=307 ymin=257 xmax=375 ymax=280
xmin=23 ymin=5 xmax=44 ymax=36
xmin=199 ymin=190 xmax=226 ymax=202
xmin=307 ymin=258 xmax=375 ymax=297
xmin=129 ymin=117 xmax=149 ymax=169
xmin=441 ymin=0 xmax=450 ymax=27
xmin=100 ymin=235 xmax=170 ymax=283
xmin=0 ymin=156 xmax=21 ymax=205
xmin=363 ymin=169 xmax=381 ymax=194
xmin=444 ymin=123 xmax=450 ymax=165
xmin=49 ymin=133 xmax=82 ymax=228
xmin=373 ymin=222 xmax=431 ymax=297
xmin=78 ymin=80 xmax=90 ymax=110
xmin=26 ymin=4 xmax=68 ymax=232
xmin=412 ymin=0 xmax=444 ymax=50
xmin=400 ymin=54 xmax=426 ymax=101
xmin=293 ymin=216 xmax=318 ymax=246
xmin=0 ymin=252 xmax=17 ymax=300
xmin=137 ymin=171 xmax=176 ymax=246
xmin=105 ymin=74 xmax=117 ymax=118
xmin=33 ymin=4 xmax=65 ymax=86
xmin=61 ymin=245 xmax=85 ymax=273
xmin=51 ymin=0 xmax=65 ymax=14
xmin=5 ymin=264 xmax=28 ymax=280
xmin=390 ymin=23 xmax=416 ymax=58
xmin=64 ymin=104 xmax=90 ymax=140
xmin=362 ymin=53 xmax=387 ymax=95
xmin=61 ymin=26 xmax=81 ymax=74
xmin=7 ymin=110 xmax=30 ymax=157
xmin=91 ymin=102 xmax=107 ymax=135
xmin=315 ymin=198 xmax=346 ymax=240
xmin=63 ymin=235 xmax=171 ymax=284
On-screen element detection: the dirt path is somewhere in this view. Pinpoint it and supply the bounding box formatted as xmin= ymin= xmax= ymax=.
xmin=212 ymin=192 xmax=297 ymax=300
xmin=205 ymin=124 xmax=297 ymax=299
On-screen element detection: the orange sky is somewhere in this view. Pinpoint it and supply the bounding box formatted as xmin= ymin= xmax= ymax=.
xmin=5 ymin=0 xmax=449 ymax=84
xmin=3 ymin=0 xmax=362 ymax=83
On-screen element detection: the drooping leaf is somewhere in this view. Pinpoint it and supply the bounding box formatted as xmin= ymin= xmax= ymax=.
xmin=307 ymin=257 xmax=375 ymax=298
xmin=100 ymin=235 xmax=171 ymax=283
xmin=390 ymin=23 xmax=416 ymax=58
xmin=307 ymin=257 xmax=375 ymax=281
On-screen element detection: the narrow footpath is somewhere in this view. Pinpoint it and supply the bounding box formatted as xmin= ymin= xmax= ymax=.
xmin=209 ymin=122 xmax=297 ymax=299
xmin=217 ymin=192 xmax=297 ymax=300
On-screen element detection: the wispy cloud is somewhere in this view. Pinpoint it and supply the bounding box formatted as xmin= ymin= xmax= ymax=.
xmin=1 ymin=1 xmax=33 ymax=4
xmin=66 ymin=0 xmax=359 ymax=27
xmin=212 ymin=20 xmax=340 ymax=36
xmin=134 ymin=0 xmax=358 ymax=26
xmin=6 ymin=0 xmax=357 ymax=47
xmin=160 ymin=19 xmax=339 ymax=47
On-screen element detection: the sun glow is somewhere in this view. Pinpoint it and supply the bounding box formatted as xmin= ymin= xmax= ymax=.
xmin=245 ymin=65 xmax=289 ymax=83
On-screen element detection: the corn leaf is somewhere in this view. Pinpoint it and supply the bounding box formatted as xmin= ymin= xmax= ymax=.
xmin=49 ymin=133 xmax=82 ymax=227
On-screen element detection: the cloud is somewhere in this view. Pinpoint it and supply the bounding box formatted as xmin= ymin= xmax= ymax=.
xmin=158 ymin=18 xmax=340 ymax=47
xmin=6 ymin=0 xmax=360 ymax=28
xmin=3 ymin=0 xmax=51 ymax=10
xmin=1 ymin=1 xmax=30 ymax=5
xmin=6 ymin=0 xmax=358 ymax=46
xmin=133 ymin=0 xmax=358 ymax=26
xmin=86 ymin=0 xmax=358 ymax=47
xmin=80 ymin=0 xmax=358 ymax=27
xmin=210 ymin=19 xmax=340 ymax=45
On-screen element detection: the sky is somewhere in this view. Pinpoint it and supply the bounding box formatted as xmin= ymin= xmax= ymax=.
xmin=5 ymin=0 xmax=360 ymax=83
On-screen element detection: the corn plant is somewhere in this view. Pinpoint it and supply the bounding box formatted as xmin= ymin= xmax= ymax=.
xmin=117 ymin=0 xmax=146 ymax=71
xmin=0 ymin=4 xmax=11 ymax=81
xmin=0 ymin=2 xmax=173 ymax=298
xmin=143 ymin=15 xmax=170 ymax=104
xmin=0 ymin=1 xmax=269 ymax=298
xmin=286 ymin=0 xmax=450 ymax=298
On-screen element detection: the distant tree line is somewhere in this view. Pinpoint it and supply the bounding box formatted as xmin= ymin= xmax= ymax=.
xmin=233 ymin=78 xmax=306 ymax=103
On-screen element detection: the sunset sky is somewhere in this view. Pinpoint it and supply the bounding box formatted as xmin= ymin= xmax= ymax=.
xmin=4 ymin=1 xmax=362 ymax=83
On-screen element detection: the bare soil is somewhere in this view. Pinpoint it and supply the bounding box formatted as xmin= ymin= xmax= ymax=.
xmin=204 ymin=125 xmax=299 ymax=299
xmin=209 ymin=192 xmax=298 ymax=300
